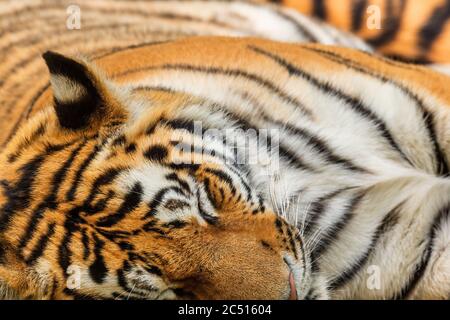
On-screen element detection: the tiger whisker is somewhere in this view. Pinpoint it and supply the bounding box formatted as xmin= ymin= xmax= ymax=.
xmin=127 ymin=283 xmax=137 ymax=300
xmin=305 ymin=225 xmax=327 ymax=252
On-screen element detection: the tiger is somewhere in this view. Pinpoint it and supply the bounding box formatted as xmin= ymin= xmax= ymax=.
xmin=1 ymin=1 xmax=450 ymax=300
xmin=268 ymin=0 xmax=450 ymax=65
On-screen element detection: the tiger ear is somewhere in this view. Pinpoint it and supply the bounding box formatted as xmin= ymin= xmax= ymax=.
xmin=42 ymin=51 xmax=124 ymax=130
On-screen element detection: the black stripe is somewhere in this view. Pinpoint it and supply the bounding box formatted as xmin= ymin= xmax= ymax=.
xmin=125 ymin=143 xmax=137 ymax=154
xmin=197 ymin=188 xmax=219 ymax=226
xmin=278 ymin=120 xmax=367 ymax=173
xmin=64 ymin=288 xmax=104 ymax=300
xmin=273 ymin=9 xmax=316 ymax=42
xmin=143 ymin=225 xmax=168 ymax=236
xmin=203 ymin=177 xmax=218 ymax=210
xmin=111 ymin=135 xmax=126 ymax=147
xmin=366 ymin=0 xmax=406 ymax=47
xmin=249 ymin=45 xmax=413 ymax=167
xmin=118 ymin=241 xmax=134 ymax=251
xmin=311 ymin=192 xmax=365 ymax=271
xmin=313 ymin=0 xmax=327 ymax=20
xmin=160 ymin=118 xmax=197 ymax=134
xmin=144 ymin=186 xmax=186 ymax=218
xmin=7 ymin=123 xmax=46 ymax=163
xmin=329 ymin=203 xmax=402 ymax=289
xmin=116 ymin=261 xmax=158 ymax=298
xmin=117 ymin=262 xmax=131 ymax=294
xmin=0 ymin=240 xmax=5 ymax=264
xmin=81 ymin=228 xmax=90 ymax=261
xmin=358 ymin=50 xmax=426 ymax=73
xmin=88 ymin=233 xmax=108 ymax=284
xmin=172 ymin=288 xmax=198 ymax=299
xmin=275 ymin=217 xmax=284 ymax=235
xmin=49 ymin=276 xmax=59 ymax=299
xmin=393 ymin=203 xmax=450 ymax=299
xmin=58 ymin=207 xmax=82 ymax=278
xmin=170 ymin=140 xmax=232 ymax=165
xmin=0 ymin=157 xmax=42 ymax=227
xmin=304 ymin=188 xmax=350 ymax=236
xmin=66 ymin=142 xmax=102 ymax=201
xmin=204 ymin=168 xmax=237 ymax=196
xmin=25 ymin=222 xmax=56 ymax=265
xmin=144 ymin=145 xmax=169 ymax=162
xmin=223 ymin=163 xmax=253 ymax=201
xmin=89 ymin=190 xmax=116 ymax=215
xmin=97 ymin=229 xmax=132 ymax=240
xmin=145 ymin=265 xmax=163 ymax=277
xmin=285 ymin=226 xmax=298 ymax=260
xmin=302 ymin=46 xmax=449 ymax=176
xmin=163 ymin=219 xmax=188 ymax=229
xmin=304 ymin=287 xmax=319 ymax=300
xmin=167 ymin=162 xmax=200 ymax=172
xmin=82 ymin=168 xmax=125 ymax=210
xmin=165 ymin=173 xmax=192 ymax=195
xmin=385 ymin=54 xmax=431 ymax=65
xmin=351 ymin=0 xmax=368 ymax=31
xmin=114 ymin=64 xmax=312 ymax=118
xmin=96 ymin=182 xmax=143 ymax=228
xmin=297 ymin=232 xmax=307 ymax=282
xmin=92 ymin=41 xmax=171 ymax=60
xmin=418 ymin=0 xmax=450 ymax=54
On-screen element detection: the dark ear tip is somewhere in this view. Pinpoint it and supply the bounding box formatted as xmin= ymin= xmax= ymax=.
xmin=43 ymin=51 xmax=65 ymax=74
xmin=42 ymin=50 xmax=55 ymax=59
xmin=42 ymin=50 xmax=62 ymax=63
xmin=43 ymin=51 xmax=84 ymax=76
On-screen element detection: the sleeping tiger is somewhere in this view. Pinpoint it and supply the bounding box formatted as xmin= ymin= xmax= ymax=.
xmin=1 ymin=1 xmax=449 ymax=300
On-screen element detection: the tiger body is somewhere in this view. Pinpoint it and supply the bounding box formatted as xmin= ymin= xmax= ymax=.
xmin=273 ymin=0 xmax=450 ymax=65
xmin=0 ymin=1 xmax=449 ymax=300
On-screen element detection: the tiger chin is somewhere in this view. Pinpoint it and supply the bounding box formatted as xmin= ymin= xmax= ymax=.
xmin=0 ymin=50 xmax=327 ymax=300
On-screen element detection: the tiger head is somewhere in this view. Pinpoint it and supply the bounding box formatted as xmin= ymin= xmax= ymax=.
xmin=0 ymin=51 xmax=320 ymax=300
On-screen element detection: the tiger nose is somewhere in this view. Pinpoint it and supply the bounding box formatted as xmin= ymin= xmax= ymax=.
xmin=288 ymin=271 xmax=298 ymax=300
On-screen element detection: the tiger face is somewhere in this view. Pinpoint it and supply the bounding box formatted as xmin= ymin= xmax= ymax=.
xmin=0 ymin=51 xmax=314 ymax=300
